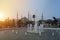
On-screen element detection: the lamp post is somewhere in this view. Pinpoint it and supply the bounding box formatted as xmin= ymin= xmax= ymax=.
xmin=33 ymin=14 xmax=35 ymax=24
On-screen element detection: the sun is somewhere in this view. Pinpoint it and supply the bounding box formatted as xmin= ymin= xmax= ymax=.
xmin=0 ymin=12 xmax=6 ymax=21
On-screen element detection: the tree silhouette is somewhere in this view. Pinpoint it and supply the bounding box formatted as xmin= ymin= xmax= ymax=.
xmin=53 ymin=17 xmax=58 ymax=27
xmin=37 ymin=20 xmax=42 ymax=26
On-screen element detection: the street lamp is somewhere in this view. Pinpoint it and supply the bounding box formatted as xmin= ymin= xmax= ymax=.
xmin=33 ymin=14 xmax=35 ymax=25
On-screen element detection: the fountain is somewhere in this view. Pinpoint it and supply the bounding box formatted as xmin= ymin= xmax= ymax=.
xmin=25 ymin=13 xmax=45 ymax=35
xmin=26 ymin=22 xmax=44 ymax=34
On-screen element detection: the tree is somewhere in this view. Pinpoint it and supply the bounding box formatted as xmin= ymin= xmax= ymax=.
xmin=18 ymin=20 xmax=23 ymax=27
xmin=12 ymin=19 xmax=15 ymax=27
xmin=53 ymin=17 xmax=58 ymax=27
xmin=37 ymin=20 xmax=42 ymax=26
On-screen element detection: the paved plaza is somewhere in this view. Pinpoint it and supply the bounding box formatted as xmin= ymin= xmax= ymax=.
xmin=0 ymin=27 xmax=60 ymax=40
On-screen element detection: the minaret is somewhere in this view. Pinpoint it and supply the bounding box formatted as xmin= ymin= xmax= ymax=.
xmin=41 ymin=12 xmax=44 ymax=24
xmin=28 ymin=11 xmax=30 ymax=27
xmin=30 ymin=14 xmax=31 ymax=21
xmin=17 ymin=11 xmax=18 ymax=27
xmin=17 ymin=12 xmax=18 ymax=21
xmin=21 ymin=13 xmax=22 ymax=19
xmin=28 ymin=11 xmax=30 ymax=21
xmin=41 ymin=12 xmax=43 ymax=20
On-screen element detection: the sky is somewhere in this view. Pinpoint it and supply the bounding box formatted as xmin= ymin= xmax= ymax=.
xmin=0 ymin=0 xmax=60 ymax=20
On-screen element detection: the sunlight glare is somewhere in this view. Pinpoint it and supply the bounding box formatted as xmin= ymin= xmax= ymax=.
xmin=0 ymin=12 xmax=6 ymax=21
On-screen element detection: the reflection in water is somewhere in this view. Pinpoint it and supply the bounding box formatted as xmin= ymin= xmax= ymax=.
xmin=12 ymin=30 xmax=14 ymax=33
xmin=56 ymin=30 xmax=58 ymax=32
xmin=59 ymin=32 xmax=60 ymax=35
xmin=0 ymin=28 xmax=60 ymax=40
xmin=0 ymin=31 xmax=4 ymax=34
xmin=52 ymin=32 xmax=54 ymax=36
xmin=0 ymin=31 xmax=5 ymax=37
xmin=39 ymin=32 xmax=41 ymax=36
xmin=16 ymin=30 xmax=18 ymax=34
xmin=25 ymin=32 xmax=27 ymax=35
